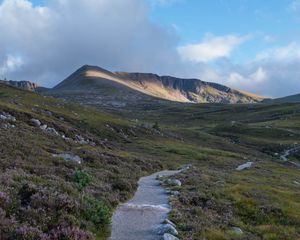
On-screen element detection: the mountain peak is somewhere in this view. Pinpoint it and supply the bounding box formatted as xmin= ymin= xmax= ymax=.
xmin=51 ymin=65 xmax=265 ymax=105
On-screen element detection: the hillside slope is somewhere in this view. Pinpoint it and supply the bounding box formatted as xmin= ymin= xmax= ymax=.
xmin=50 ymin=65 xmax=265 ymax=106
xmin=265 ymin=93 xmax=300 ymax=103
xmin=0 ymin=83 xmax=299 ymax=239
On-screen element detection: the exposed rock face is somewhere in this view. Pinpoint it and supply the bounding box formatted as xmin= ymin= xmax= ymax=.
xmin=49 ymin=65 xmax=265 ymax=105
xmin=0 ymin=80 xmax=46 ymax=92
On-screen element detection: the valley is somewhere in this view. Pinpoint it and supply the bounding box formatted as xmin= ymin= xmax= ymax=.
xmin=0 ymin=78 xmax=299 ymax=240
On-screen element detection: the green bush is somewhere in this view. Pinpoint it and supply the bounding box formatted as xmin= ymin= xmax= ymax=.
xmin=83 ymin=197 xmax=111 ymax=226
xmin=73 ymin=170 xmax=92 ymax=192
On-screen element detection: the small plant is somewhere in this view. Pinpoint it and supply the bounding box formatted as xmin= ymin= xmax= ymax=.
xmin=73 ymin=170 xmax=92 ymax=192
xmin=83 ymin=197 xmax=112 ymax=226
xmin=15 ymin=225 xmax=43 ymax=240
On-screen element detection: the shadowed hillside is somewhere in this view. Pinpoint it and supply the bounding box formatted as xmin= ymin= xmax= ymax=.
xmin=49 ymin=65 xmax=265 ymax=106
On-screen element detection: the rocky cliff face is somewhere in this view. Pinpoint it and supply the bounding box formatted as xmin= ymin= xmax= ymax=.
xmin=0 ymin=80 xmax=42 ymax=92
xmin=49 ymin=65 xmax=265 ymax=107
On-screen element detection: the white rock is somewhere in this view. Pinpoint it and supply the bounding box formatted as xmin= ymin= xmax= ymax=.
xmin=0 ymin=115 xmax=7 ymax=120
xmin=40 ymin=124 xmax=48 ymax=130
xmin=166 ymin=179 xmax=182 ymax=186
xmin=162 ymin=233 xmax=179 ymax=240
xmin=236 ymin=162 xmax=253 ymax=171
xmin=157 ymin=224 xmax=178 ymax=236
xmin=53 ymin=153 xmax=82 ymax=164
xmin=231 ymin=227 xmax=243 ymax=235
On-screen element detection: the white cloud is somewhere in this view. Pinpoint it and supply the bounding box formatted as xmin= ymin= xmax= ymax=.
xmin=0 ymin=0 xmax=181 ymax=86
xmin=0 ymin=55 xmax=24 ymax=77
xmin=178 ymin=34 xmax=248 ymax=63
xmin=256 ymin=42 xmax=300 ymax=61
xmin=0 ymin=0 xmax=300 ymax=98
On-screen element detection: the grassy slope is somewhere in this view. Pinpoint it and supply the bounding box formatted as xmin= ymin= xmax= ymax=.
xmin=0 ymin=84 xmax=300 ymax=240
xmin=128 ymin=102 xmax=300 ymax=240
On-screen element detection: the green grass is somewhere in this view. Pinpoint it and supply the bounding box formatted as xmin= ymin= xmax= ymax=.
xmin=0 ymin=83 xmax=300 ymax=239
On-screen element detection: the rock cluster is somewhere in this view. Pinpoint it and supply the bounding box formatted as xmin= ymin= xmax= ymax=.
xmin=1 ymin=112 xmax=16 ymax=129
xmin=157 ymin=173 xmax=186 ymax=239
xmin=0 ymin=112 xmax=16 ymax=122
xmin=30 ymin=118 xmax=96 ymax=146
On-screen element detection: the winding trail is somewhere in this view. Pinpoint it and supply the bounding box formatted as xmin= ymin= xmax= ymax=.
xmin=110 ymin=169 xmax=181 ymax=240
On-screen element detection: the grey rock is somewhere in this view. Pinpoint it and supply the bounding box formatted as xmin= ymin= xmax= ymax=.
xmin=53 ymin=153 xmax=82 ymax=164
xmin=162 ymin=233 xmax=179 ymax=240
xmin=236 ymin=162 xmax=253 ymax=171
xmin=46 ymin=127 xmax=60 ymax=136
xmin=40 ymin=124 xmax=47 ymax=130
xmin=166 ymin=179 xmax=182 ymax=186
xmin=157 ymin=224 xmax=178 ymax=236
xmin=31 ymin=118 xmax=41 ymax=127
xmin=231 ymin=227 xmax=243 ymax=235
xmin=0 ymin=113 xmax=16 ymax=122
xmin=163 ymin=219 xmax=176 ymax=227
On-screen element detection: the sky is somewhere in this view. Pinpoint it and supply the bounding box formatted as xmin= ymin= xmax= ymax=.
xmin=0 ymin=0 xmax=300 ymax=97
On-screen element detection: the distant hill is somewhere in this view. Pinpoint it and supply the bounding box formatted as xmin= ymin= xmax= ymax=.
xmin=0 ymin=79 xmax=48 ymax=92
xmin=264 ymin=93 xmax=300 ymax=103
xmin=50 ymin=65 xmax=265 ymax=106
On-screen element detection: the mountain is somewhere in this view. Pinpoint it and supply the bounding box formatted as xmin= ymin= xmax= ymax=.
xmin=264 ymin=93 xmax=300 ymax=103
xmin=50 ymin=65 xmax=265 ymax=107
xmin=0 ymin=79 xmax=48 ymax=92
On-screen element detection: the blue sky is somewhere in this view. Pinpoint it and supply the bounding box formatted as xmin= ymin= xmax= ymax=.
xmin=1 ymin=0 xmax=300 ymax=97
xmin=147 ymin=0 xmax=299 ymax=63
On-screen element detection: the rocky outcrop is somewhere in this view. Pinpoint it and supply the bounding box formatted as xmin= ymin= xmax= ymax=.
xmin=0 ymin=80 xmax=45 ymax=92
xmin=49 ymin=65 xmax=265 ymax=105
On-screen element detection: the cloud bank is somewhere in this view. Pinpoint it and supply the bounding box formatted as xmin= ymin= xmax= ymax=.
xmin=178 ymin=34 xmax=247 ymax=63
xmin=0 ymin=0 xmax=181 ymax=86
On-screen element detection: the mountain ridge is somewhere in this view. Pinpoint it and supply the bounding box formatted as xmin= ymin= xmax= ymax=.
xmin=51 ymin=65 xmax=265 ymax=104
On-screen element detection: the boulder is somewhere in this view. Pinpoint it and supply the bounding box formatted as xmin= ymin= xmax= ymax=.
xmin=166 ymin=179 xmax=182 ymax=187
xmin=53 ymin=153 xmax=82 ymax=164
xmin=236 ymin=162 xmax=253 ymax=171
xmin=46 ymin=127 xmax=60 ymax=136
xmin=157 ymin=224 xmax=178 ymax=236
xmin=40 ymin=124 xmax=48 ymax=130
xmin=31 ymin=118 xmax=41 ymax=127
xmin=162 ymin=233 xmax=179 ymax=240
xmin=163 ymin=219 xmax=176 ymax=227
xmin=231 ymin=227 xmax=243 ymax=235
